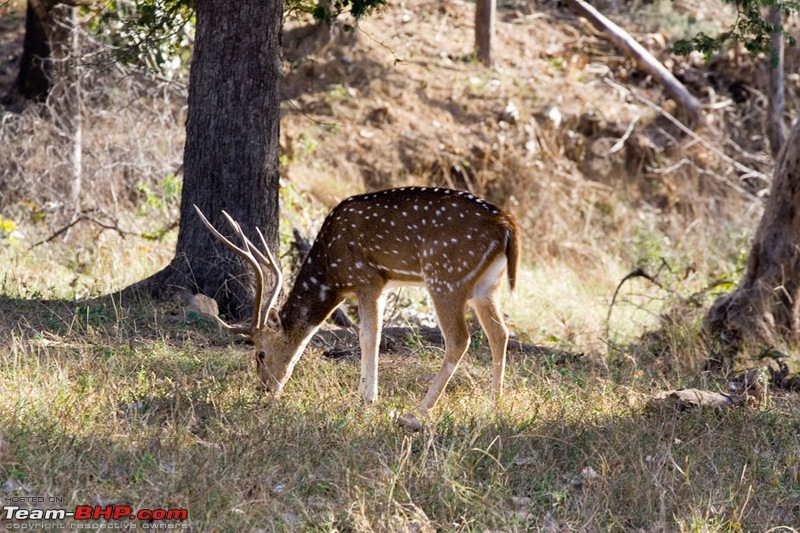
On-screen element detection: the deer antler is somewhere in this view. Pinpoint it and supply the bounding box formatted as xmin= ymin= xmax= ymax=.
xmin=193 ymin=205 xmax=282 ymax=336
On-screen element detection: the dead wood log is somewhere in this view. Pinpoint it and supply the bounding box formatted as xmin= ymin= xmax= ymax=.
xmin=564 ymin=0 xmax=702 ymax=126
xmin=649 ymin=389 xmax=747 ymax=410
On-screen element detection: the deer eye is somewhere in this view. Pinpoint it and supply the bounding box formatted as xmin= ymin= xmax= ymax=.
xmin=257 ymin=351 xmax=266 ymax=362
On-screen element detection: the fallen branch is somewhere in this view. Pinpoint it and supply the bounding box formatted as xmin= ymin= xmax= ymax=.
xmin=29 ymin=211 xmax=177 ymax=249
xmin=564 ymin=0 xmax=702 ymax=126
xmin=29 ymin=211 xmax=132 ymax=249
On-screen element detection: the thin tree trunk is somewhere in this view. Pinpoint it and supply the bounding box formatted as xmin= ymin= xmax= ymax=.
xmin=132 ymin=0 xmax=284 ymax=320
xmin=475 ymin=0 xmax=495 ymax=67
xmin=704 ymin=121 xmax=800 ymax=359
xmin=46 ymin=4 xmax=82 ymax=220
xmin=766 ymin=5 xmax=786 ymax=157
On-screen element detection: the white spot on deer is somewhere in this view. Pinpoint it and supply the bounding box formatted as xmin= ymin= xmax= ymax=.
xmin=413 ymin=205 xmax=419 ymax=211
xmin=450 ymin=238 xmax=458 ymax=243
xmin=319 ymin=285 xmax=329 ymax=301
xmin=355 ymin=261 xmax=364 ymax=269
xmin=302 ymin=281 xmax=309 ymax=290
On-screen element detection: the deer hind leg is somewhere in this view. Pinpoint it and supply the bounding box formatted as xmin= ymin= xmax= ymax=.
xmin=471 ymin=287 xmax=509 ymax=404
xmin=357 ymin=290 xmax=385 ymax=403
xmin=420 ymin=295 xmax=470 ymax=412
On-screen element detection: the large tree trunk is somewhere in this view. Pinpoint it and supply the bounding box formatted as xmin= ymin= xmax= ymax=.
xmin=704 ymin=121 xmax=800 ymax=357
xmin=133 ymin=0 xmax=283 ymax=320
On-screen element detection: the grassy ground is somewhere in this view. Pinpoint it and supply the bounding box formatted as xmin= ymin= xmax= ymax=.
xmin=1 ymin=294 xmax=799 ymax=531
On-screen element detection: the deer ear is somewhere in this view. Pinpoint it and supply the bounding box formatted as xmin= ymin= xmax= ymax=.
xmin=266 ymin=308 xmax=281 ymax=331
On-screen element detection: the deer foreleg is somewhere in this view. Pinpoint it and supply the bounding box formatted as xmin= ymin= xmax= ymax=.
xmin=357 ymin=291 xmax=385 ymax=403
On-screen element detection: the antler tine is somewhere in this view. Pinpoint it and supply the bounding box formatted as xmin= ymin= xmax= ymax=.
xmin=194 ymin=205 xmax=265 ymax=335
xmin=251 ymin=226 xmax=283 ymax=312
xmin=218 ymin=210 xmax=267 ymax=334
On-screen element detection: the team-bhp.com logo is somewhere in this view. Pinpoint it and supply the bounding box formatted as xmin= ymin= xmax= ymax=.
xmin=3 ymin=504 xmax=188 ymax=529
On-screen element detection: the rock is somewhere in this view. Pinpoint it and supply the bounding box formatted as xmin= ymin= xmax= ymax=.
xmin=397 ymin=413 xmax=424 ymax=432
xmin=179 ymin=291 xmax=220 ymax=325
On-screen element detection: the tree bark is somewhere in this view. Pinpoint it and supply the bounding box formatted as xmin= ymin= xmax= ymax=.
xmin=475 ymin=0 xmax=495 ymax=67
xmin=704 ymin=121 xmax=800 ymax=356
xmin=132 ymin=0 xmax=284 ymax=320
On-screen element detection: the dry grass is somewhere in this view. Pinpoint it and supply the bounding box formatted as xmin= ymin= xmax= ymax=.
xmin=1 ymin=299 xmax=799 ymax=531
xmin=1 ymin=0 xmax=800 ymax=530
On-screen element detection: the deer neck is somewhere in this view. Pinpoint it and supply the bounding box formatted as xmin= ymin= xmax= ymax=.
xmin=279 ymin=254 xmax=343 ymax=338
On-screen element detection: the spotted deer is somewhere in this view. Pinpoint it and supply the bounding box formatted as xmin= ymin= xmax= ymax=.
xmin=195 ymin=187 xmax=520 ymax=413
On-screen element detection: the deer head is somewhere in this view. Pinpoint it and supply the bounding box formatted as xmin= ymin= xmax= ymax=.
xmin=193 ymin=206 xmax=306 ymax=393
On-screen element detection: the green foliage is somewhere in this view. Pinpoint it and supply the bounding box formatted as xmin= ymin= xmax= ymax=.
xmin=87 ymin=0 xmax=387 ymax=76
xmin=307 ymin=0 xmax=386 ymax=24
xmin=88 ymin=0 xmax=194 ymax=77
xmin=672 ymin=0 xmax=799 ymax=64
xmin=137 ymin=173 xmax=182 ymax=215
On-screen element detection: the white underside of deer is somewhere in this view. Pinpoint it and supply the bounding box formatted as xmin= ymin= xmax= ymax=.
xmin=196 ymin=186 xmax=520 ymax=419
